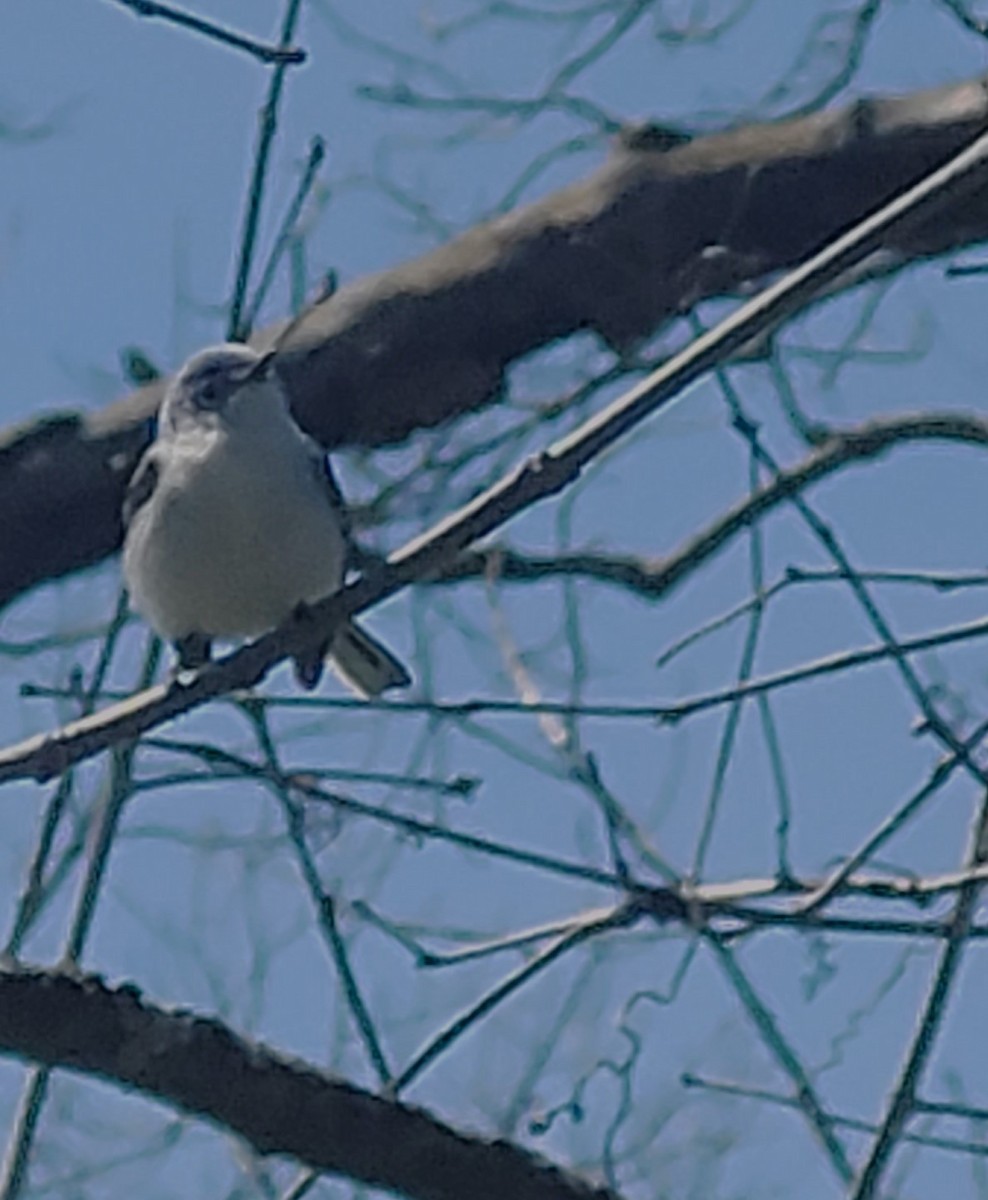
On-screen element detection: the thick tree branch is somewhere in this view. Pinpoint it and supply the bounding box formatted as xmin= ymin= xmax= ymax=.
xmin=4 ymin=75 xmax=988 ymax=606
xmin=0 ymin=967 xmax=620 ymax=1200
xmin=4 ymin=132 xmax=988 ymax=787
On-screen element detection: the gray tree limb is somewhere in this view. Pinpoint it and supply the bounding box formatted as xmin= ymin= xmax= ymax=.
xmin=0 ymin=966 xmax=621 ymax=1200
xmin=5 ymin=74 xmax=988 ymax=607
xmin=436 ymin=412 xmax=988 ymax=598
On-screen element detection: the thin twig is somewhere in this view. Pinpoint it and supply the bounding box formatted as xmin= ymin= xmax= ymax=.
xmin=850 ymin=788 xmax=988 ymax=1198
xmin=656 ymin=564 xmax=988 ymax=671
xmin=683 ymin=1073 xmax=988 ymax=1158
xmin=110 ymin=0 xmax=306 ymax=65
xmin=242 ymin=136 xmax=327 ymax=330
xmin=4 ymin=590 xmax=132 ymax=957
xmin=388 ymin=902 xmax=639 ymax=1096
xmin=701 ymin=312 xmax=988 ymax=792
xmin=0 ymin=637 xmax=159 ymax=1200
xmin=691 ymin=442 xmax=769 ymax=879
xmin=800 ymin=717 xmax=988 ymax=914
xmin=240 ymin=702 xmax=392 ymax=1086
xmin=655 ymin=613 xmax=988 ymax=724
xmin=705 ymin=934 xmax=854 ymax=1182
xmin=227 ymin=0 xmax=306 ymax=341
xmin=133 ymin=737 xmax=623 ymax=889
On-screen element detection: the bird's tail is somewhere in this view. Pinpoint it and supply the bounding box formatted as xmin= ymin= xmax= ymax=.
xmin=327 ymin=619 xmax=411 ymax=698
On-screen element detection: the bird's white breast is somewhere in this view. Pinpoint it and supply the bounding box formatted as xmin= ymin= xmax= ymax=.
xmin=124 ymin=424 xmax=346 ymax=641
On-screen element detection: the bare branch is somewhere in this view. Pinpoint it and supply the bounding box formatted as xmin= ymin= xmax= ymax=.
xmin=436 ymin=413 xmax=988 ymax=599
xmin=683 ymin=1073 xmax=988 ymax=1159
xmin=226 ymin=0 xmax=306 ymax=341
xmin=851 ymin=789 xmax=988 ymax=1197
xmin=109 ymin=0 xmax=307 ymax=65
xmin=0 ymin=967 xmax=622 ymax=1200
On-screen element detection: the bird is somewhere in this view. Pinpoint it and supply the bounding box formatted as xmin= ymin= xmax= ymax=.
xmin=121 ymin=342 xmax=411 ymax=695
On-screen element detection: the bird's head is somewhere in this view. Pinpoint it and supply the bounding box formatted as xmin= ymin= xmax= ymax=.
xmin=161 ymin=343 xmax=285 ymax=435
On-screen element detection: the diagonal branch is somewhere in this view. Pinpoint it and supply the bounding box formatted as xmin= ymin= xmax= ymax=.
xmin=4 ymin=74 xmax=988 ymax=605
xmin=109 ymin=0 xmax=307 ymax=65
xmin=3 ymin=125 xmax=988 ymax=787
xmin=850 ymin=787 xmax=988 ymax=1198
xmin=0 ymin=966 xmax=621 ymax=1200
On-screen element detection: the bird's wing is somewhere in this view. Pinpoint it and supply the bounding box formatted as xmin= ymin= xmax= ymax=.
xmin=122 ymin=450 xmax=160 ymax=528
xmin=315 ymin=448 xmax=350 ymax=531
xmin=305 ymin=438 xmax=358 ymax=565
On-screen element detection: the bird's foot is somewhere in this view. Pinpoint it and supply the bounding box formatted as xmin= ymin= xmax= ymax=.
xmin=171 ymin=632 xmax=212 ymax=685
xmin=291 ymin=602 xmax=327 ymax=690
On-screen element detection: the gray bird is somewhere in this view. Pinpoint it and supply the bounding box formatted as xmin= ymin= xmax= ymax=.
xmin=122 ymin=343 xmax=410 ymax=695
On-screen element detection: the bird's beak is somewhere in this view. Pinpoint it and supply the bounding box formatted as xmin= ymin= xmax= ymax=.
xmin=237 ymin=349 xmax=277 ymax=386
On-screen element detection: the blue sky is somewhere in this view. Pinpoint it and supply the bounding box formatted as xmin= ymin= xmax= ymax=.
xmin=4 ymin=2 xmax=988 ymax=1197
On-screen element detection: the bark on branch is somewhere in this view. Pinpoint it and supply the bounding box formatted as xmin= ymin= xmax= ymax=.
xmin=3 ymin=75 xmax=988 ymax=607
xmin=0 ymin=966 xmax=620 ymax=1200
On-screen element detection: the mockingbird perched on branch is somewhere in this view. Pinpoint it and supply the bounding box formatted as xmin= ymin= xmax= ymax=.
xmin=122 ymin=343 xmax=410 ymax=695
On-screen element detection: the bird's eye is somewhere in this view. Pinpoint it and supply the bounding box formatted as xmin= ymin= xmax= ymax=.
xmin=197 ymin=379 xmax=222 ymax=409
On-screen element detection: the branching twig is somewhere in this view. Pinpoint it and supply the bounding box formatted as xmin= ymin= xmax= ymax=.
xmin=110 ymin=0 xmax=306 ymax=65
xmin=437 ymin=413 xmax=988 ymax=601
xmin=705 ymin=934 xmax=855 ymax=1182
xmin=242 ymin=136 xmax=327 ymax=330
xmin=654 ymin=613 xmax=988 ymax=724
xmin=683 ymin=1073 xmax=988 ymax=1158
